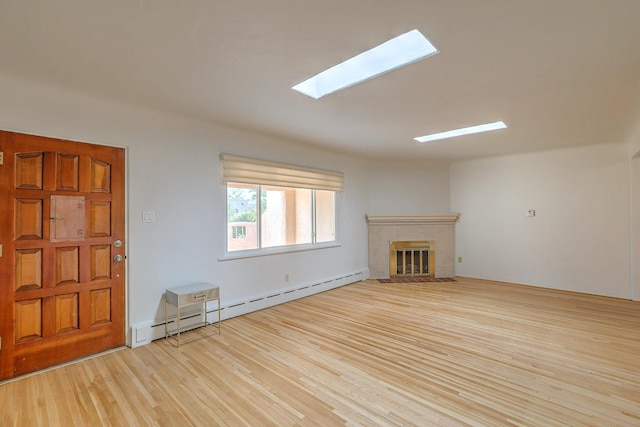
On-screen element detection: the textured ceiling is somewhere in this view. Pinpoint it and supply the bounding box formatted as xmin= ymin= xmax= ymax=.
xmin=1 ymin=0 xmax=639 ymax=160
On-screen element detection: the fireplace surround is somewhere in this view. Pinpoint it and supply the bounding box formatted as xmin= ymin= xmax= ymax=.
xmin=366 ymin=214 xmax=459 ymax=279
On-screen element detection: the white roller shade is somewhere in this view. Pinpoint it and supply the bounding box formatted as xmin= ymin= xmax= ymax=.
xmin=221 ymin=154 xmax=344 ymax=192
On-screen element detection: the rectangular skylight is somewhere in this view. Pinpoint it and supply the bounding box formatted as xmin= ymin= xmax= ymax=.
xmin=292 ymin=29 xmax=438 ymax=99
xmin=414 ymin=121 xmax=507 ymax=143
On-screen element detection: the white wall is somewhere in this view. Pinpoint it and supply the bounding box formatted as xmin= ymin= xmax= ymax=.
xmin=0 ymin=73 xmax=370 ymax=339
xmin=451 ymin=143 xmax=631 ymax=299
xmin=366 ymin=160 xmax=451 ymax=214
xmin=125 ymin=121 xmax=370 ymax=327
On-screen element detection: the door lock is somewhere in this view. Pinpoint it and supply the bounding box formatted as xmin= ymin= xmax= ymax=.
xmin=114 ymin=240 xmax=123 ymax=247
xmin=113 ymin=254 xmax=123 ymax=263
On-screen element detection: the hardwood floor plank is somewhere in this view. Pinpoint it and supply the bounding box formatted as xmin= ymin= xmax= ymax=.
xmin=1 ymin=278 xmax=639 ymax=426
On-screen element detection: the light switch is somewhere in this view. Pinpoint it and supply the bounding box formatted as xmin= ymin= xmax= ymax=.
xmin=142 ymin=211 xmax=156 ymax=223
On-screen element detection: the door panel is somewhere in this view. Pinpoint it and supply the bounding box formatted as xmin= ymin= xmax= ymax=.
xmin=15 ymin=249 xmax=42 ymax=290
xmin=0 ymin=130 xmax=125 ymax=380
xmin=56 ymin=153 xmax=79 ymax=191
xmin=15 ymin=199 xmax=44 ymax=240
xmin=55 ymin=246 xmax=79 ymax=285
xmin=90 ymin=159 xmax=111 ymax=193
xmin=90 ymin=201 xmax=111 ymax=237
xmin=15 ymin=299 xmax=42 ymax=342
xmin=15 ymin=152 xmax=44 ymax=190
xmin=90 ymin=245 xmax=112 ymax=280
xmin=55 ymin=293 xmax=79 ymax=333
xmin=90 ymin=288 xmax=111 ymax=325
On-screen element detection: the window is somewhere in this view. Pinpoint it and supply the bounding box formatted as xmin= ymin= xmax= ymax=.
xmin=222 ymin=154 xmax=342 ymax=254
xmin=231 ymin=225 xmax=247 ymax=239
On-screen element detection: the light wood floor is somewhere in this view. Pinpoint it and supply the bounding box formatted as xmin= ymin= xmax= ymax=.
xmin=1 ymin=278 xmax=639 ymax=426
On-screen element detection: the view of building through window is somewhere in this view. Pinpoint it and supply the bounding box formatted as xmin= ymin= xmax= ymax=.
xmin=315 ymin=189 xmax=336 ymax=243
xmin=227 ymin=182 xmax=335 ymax=252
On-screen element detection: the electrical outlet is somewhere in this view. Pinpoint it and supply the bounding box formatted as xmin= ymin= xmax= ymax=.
xmin=526 ymin=209 xmax=536 ymax=217
xmin=458 ymin=256 xmax=462 ymax=263
xmin=284 ymin=274 xmax=290 ymax=282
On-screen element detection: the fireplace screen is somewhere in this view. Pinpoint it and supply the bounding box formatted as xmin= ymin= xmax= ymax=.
xmin=389 ymin=241 xmax=434 ymax=278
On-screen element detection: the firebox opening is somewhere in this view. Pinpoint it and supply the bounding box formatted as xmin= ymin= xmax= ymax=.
xmin=389 ymin=241 xmax=434 ymax=278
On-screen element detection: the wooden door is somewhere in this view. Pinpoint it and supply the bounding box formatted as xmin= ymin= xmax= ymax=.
xmin=0 ymin=131 xmax=125 ymax=380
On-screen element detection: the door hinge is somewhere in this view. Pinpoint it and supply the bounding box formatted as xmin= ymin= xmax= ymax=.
xmin=0 ymin=150 xmax=3 ymax=165
xmin=0 ymin=336 xmax=2 ymax=350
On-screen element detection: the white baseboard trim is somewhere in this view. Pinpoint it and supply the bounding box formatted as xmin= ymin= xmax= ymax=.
xmin=130 ymin=269 xmax=367 ymax=348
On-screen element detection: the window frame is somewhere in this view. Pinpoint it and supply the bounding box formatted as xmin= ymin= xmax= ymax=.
xmin=224 ymin=182 xmax=338 ymax=258
xmin=220 ymin=154 xmax=343 ymax=260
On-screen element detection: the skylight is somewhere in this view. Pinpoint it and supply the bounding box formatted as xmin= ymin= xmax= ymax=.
xmin=292 ymin=29 xmax=438 ymax=99
xmin=414 ymin=121 xmax=507 ymax=143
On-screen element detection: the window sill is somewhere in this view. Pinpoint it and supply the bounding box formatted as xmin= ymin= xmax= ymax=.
xmin=219 ymin=242 xmax=342 ymax=261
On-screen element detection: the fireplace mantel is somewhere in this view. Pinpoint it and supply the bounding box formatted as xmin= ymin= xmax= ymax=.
xmin=366 ymin=214 xmax=459 ymax=279
xmin=366 ymin=214 xmax=459 ymax=226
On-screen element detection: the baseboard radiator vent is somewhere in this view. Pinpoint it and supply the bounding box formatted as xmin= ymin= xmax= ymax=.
xmin=131 ymin=269 xmax=367 ymax=347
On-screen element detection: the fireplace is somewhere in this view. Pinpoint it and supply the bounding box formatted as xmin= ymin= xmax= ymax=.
xmin=390 ymin=241 xmax=434 ymax=278
xmin=366 ymin=214 xmax=459 ymax=279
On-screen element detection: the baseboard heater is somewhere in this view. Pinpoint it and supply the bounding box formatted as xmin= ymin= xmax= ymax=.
xmin=131 ymin=270 xmax=366 ymax=347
